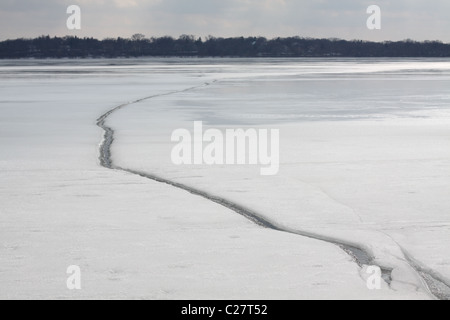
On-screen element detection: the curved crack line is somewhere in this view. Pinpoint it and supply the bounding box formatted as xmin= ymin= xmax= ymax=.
xmin=97 ymin=83 xmax=213 ymax=168
xmin=96 ymin=81 xmax=450 ymax=298
xmin=402 ymin=252 xmax=450 ymax=301
xmin=96 ymin=82 xmax=391 ymax=290
xmin=381 ymin=232 xmax=450 ymax=300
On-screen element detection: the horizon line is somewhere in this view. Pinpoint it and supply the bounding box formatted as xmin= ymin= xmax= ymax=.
xmin=1 ymin=35 xmax=449 ymax=45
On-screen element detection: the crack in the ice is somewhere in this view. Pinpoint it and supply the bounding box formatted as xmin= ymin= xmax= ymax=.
xmin=310 ymin=183 xmax=364 ymax=224
xmin=95 ymin=81 xmax=447 ymax=300
xmin=400 ymin=248 xmax=450 ymax=301
xmin=380 ymin=232 xmax=450 ymax=300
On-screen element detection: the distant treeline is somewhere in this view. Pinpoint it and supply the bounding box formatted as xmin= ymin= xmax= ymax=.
xmin=1 ymin=34 xmax=450 ymax=58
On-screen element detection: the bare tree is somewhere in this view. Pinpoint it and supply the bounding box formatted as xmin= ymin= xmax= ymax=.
xmin=131 ymin=34 xmax=145 ymax=41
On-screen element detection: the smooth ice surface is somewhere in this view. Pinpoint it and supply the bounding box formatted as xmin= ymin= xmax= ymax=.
xmin=1 ymin=58 xmax=449 ymax=299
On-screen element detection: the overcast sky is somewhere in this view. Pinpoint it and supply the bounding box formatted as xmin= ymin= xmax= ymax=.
xmin=1 ymin=0 xmax=449 ymax=42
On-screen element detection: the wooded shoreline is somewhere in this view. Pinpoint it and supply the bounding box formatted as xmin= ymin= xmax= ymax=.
xmin=1 ymin=35 xmax=449 ymax=59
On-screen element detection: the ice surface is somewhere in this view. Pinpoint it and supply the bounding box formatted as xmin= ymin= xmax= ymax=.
xmin=1 ymin=58 xmax=449 ymax=299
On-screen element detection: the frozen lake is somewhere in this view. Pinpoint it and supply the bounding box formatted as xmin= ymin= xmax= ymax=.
xmin=1 ymin=58 xmax=449 ymax=299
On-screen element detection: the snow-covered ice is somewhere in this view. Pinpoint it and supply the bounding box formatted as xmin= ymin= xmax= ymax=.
xmin=1 ymin=58 xmax=449 ymax=299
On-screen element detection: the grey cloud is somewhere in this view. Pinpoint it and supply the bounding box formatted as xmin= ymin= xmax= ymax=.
xmin=0 ymin=0 xmax=449 ymax=41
